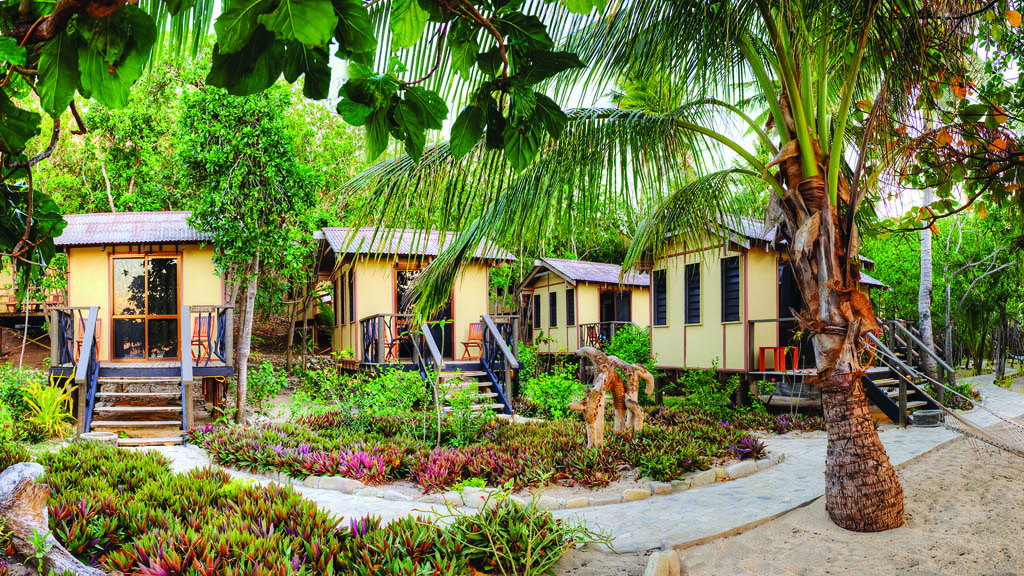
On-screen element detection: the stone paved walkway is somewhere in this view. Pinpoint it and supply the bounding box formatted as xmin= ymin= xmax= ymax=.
xmin=147 ymin=372 xmax=1024 ymax=554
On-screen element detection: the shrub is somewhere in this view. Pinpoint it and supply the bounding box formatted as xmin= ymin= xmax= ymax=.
xmin=522 ymin=362 xmax=581 ymax=419
xmin=675 ymin=362 xmax=737 ymax=418
xmin=0 ymin=363 xmax=31 ymax=419
xmin=21 ymin=377 xmax=75 ymax=439
xmin=247 ymin=361 xmax=289 ymax=416
xmin=0 ymin=442 xmax=30 ymax=472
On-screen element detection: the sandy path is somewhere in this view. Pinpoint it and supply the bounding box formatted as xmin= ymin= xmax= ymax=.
xmin=680 ymin=435 xmax=1024 ymax=575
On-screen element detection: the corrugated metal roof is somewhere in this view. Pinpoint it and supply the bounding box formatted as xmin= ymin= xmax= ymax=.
xmin=719 ymin=214 xmax=777 ymax=243
xmin=539 ymin=258 xmax=650 ymax=287
xmin=859 ymin=271 xmax=887 ymax=289
xmin=54 ymin=211 xmax=211 ymax=246
xmin=321 ymin=227 xmax=515 ymax=261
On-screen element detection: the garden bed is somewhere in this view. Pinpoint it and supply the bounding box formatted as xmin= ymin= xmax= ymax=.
xmin=183 ymin=405 xmax=817 ymax=502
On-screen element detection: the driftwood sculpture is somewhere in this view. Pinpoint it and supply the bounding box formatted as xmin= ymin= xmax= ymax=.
xmin=0 ymin=463 xmax=105 ymax=576
xmin=569 ymin=347 xmax=656 ymax=447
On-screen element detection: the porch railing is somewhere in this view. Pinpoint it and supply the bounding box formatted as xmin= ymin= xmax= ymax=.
xmin=481 ymin=314 xmax=518 ymax=415
xmin=180 ymin=305 xmax=194 ymax=432
xmin=578 ymin=321 xmax=637 ymax=349
xmin=50 ymin=306 xmax=100 ymax=435
xmin=187 ymin=305 xmax=234 ymax=367
xmin=410 ymin=321 xmax=444 ymax=382
xmin=882 ymin=320 xmax=954 ymax=406
xmin=360 ymin=313 xmax=415 ymax=364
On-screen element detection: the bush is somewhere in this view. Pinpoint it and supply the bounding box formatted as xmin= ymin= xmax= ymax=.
xmin=246 ymin=361 xmax=289 ymax=415
xmin=0 ymin=442 xmax=30 ymax=472
xmin=21 ymin=376 xmax=75 ymax=439
xmin=521 ymin=362 xmax=581 ymax=419
xmin=675 ymin=362 xmax=737 ymax=418
xmin=0 ymin=363 xmax=32 ymax=419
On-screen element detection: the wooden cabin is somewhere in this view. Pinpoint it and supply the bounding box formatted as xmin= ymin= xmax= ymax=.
xmin=519 ymin=258 xmax=651 ymax=354
xmin=649 ymin=215 xmax=884 ymax=378
xmin=48 ymin=211 xmax=234 ymax=441
xmin=0 ymin=260 xmax=65 ymax=356
xmin=317 ymin=227 xmax=521 ymax=414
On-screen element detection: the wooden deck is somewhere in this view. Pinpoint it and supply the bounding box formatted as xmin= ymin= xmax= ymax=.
xmin=51 ymin=359 xmax=233 ymax=378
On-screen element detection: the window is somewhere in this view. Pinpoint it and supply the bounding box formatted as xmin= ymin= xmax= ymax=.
xmin=685 ymin=264 xmax=701 ymax=324
xmin=721 ymin=256 xmax=740 ymax=322
xmin=111 ymin=255 xmax=179 ymax=360
xmin=342 ymin=272 xmax=350 ymax=325
xmin=566 ymin=289 xmax=576 ymax=326
xmin=347 ymin=269 xmax=354 ymax=324
xmin=549 ymin=292 xmax=558 ymax=327
xmin=652 ymin=270 xmax=667 ymax=326
xmin=533 ymin=294 xmax=542 ymax=329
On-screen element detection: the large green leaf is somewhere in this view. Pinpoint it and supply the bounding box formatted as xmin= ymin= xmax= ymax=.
xmin=0 ymin=37 xmax=26 ymax=66
xmin=0 ymin=90 xmax=41 ymax=154
xmin=365 ymin=109 xmax=390 ymax=160
xmin=393 ymin=100 xmax=426 ymax=159
xmin=333 ymin=0 xmax=376 ymax=66
xmin=448 ymin=20 xmax=479 ymax=80
xmin=494 ymin=13 xmax=553 ymax=51
xmin=282 ymin=43 xmax=331 ymax=100
xmin=558 ymin=0 xmax=607 ymax=15
xmin=258 ymin=0 xmax=337 ymax=47
xmin=37 ymin=30 xmax=80 ymax=118
xmin=390 ymin=0 xmax=428 ymax=50
xmin=337 ymin=99 xmax=373 ymax=125
xmin=533 ymin=93 xmax=568 ymax=139
xmin=77 ymin=7 xmax=156 ymax=108
xmin=450 ymin=105 xmax=484 ymax=159
xmin=208 ymin=27 xmax=284 ymax=96
xmin=403 ymin=85 xmax=447 ymax=129
xmin=519 ymin=50 xmax=584 ymax=84
xmin=502 ymin=118 xmax=544 ymax=171
xmin=214 ymin=0 xmax=275 ymax=54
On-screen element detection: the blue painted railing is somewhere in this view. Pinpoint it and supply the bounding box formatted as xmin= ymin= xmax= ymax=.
xmin=480 ymin=314 xmax=518 ymax=415
xmin=71 ymin=306 xmax=100 ymax=433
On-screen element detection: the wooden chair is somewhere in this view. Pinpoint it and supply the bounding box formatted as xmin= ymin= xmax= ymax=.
xmin=460 ymin=322 xmax=484 ymax=360
xmin=192 ymin=315 xmax=212 ymax=363
xmin=4 ymin=292 xmax=17 ymax=313
xmin=74 ymin=317 xmax=102 ymax=363
xmin=385 ymin=318 xmax=413 ymax=362
xmin=584 ymin=324 xmax=604 ymax=348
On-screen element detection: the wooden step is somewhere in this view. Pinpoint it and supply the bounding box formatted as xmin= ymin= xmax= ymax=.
xmin=906 ymin=401 xmax=929 ymax=410
xmin=96 ymin=392 xmax=181 ymax=398
xmin=470 ymin=403 xmax=505 ymax=412
xmin=93 ymin=406 xmax=181 ymax=413
xmin=118 ymin=436 xmax=184 ymax=447
xmin=91 ymin=420 xmax=182 ymax=428
xmin=440 ymin=371 xmax=487 ymax=378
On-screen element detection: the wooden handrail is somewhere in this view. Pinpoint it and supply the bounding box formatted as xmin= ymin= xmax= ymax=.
xmin=74 ymin=307 xmax=98 ymax=388
xmin=74 ymin=306 xmax=99 ymax=435
xmin=890 ymin=321 xmax=956 ymax=376
xmin=419 ymin=322 xmax=444 ymax=373
xmin=180 ymin=305 xmax=194 ymax=431
xmin=483 ymin=315 xmax=516 ymax=367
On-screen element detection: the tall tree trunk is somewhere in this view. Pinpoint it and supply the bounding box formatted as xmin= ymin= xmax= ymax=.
xmin=945 ymin=284 xmax=954 ymax=368
xmin=996 ymin=305 xmax=1007 ymax=380
xmin=286 ymin=299 xmax=296 ymax=372
xmin=773 ymin=97 xmax=903 ymax=532
xmin=235 ymin=251 xmax=260 ymax=424
xmin=917 ymin=188 xmax=938 ymax=381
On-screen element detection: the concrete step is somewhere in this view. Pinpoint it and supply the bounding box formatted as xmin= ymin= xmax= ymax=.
xmin=117 ymin=436 xmax=183 ymax=447
xmin=91 ymin=420 xmax=182 ymax=428
xmin=470 ymin=403 xmax=505 ymax=412
xmin=96 ymin=389 xmax=180 ymax=393
xmin=93 ymin=406 xmax=182 ymax=413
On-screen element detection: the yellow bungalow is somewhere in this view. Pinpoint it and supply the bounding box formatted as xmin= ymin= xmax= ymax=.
xmin=649 ymin=215 xmax=884 ymax=376
xmin=49 ymin=211 xmax=234 ymax=439
xmin=519 ymin=258 xmax=651 ymax=354
xmin=318 ymin=227 xmax=516 ymax=365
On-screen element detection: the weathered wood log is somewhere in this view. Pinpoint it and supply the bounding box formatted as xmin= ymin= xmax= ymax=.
xmin=573 ymin=347 xmax=654 ymax=439
xmin=0 ymin=463 xmax=106 ymax=576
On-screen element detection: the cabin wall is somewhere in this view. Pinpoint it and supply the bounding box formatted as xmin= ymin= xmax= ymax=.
xmin=333 ymin=256 xmax=496 ymax=363
xmin=67 ymin=244 xmax=222 ymax=362
xmin=651 ymin=238 xmax=780 ymax=372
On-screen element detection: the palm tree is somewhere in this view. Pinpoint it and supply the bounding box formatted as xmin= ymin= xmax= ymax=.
xmin=347 ymin=0 xmax=985 ymax=532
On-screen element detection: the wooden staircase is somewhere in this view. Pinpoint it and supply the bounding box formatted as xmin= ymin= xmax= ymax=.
xmin=440 ymin=369 xmax=507 ymax=414
xmin=89 ymin=375 xmax=186 ymax=446
xmin=862 ymin=329 xmax=944 ymax=426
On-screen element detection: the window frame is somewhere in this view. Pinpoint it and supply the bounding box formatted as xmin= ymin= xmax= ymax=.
xmin=720 ymin=256 xmax=741 ymax=323
xmin=549 ymin=292 xmax=558 ymax=327
xmin=684 ymin=263 xmax=701 ymax=325
xmin=652 ymin=269 xmax=667 ymax=326
xmin=533 ymin=293 xmax=542 ymax=329
xmin=565 ymin=288 xmax=576 ymax=326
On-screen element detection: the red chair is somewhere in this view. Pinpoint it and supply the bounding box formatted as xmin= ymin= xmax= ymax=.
xmin=460 ymin=323 xmax=484 ymax=360
xmin=192 ymin=315 xmax=212 ymax=363
xmin=74 ymin=317 xmax=102 ymax=363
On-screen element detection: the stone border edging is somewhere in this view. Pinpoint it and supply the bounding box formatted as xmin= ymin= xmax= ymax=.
xmin=240 ymin=455 xmax=785 ymax=511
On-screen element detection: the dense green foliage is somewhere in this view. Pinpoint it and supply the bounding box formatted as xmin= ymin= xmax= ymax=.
xmin=36 ymin=441 xmax=601 ymax=575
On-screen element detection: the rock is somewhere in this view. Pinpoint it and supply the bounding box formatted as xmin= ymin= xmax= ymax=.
xmin=666 ymin=550 xmax=681 ymax=576
xmin=713 ymin=467 xmax=728 ymax=480
xmin=565 ymin=496 xmax=590 ymax=508
xmin=442 ymin=490 xmax=464 ymax=507
xmin=590 ymin=495 xmax=621 ymax=506
xmin=460 ymin=486 xmax=490 ymax=509
xmin=0 ymin=463 xmax=106 ymax=576
xmin=690 ymin=469 xmax=717 ymax=487
xmin=302 ymin=476 xmax=320 ymax=488
xmin=535 ymin=495 xmax=560 ymax=510
xmin=79 ymin=431 xmax=118 ymax=445
xmin=756 ymin=458 xmax=776 ymax=471
xmin=725 ymin=460 xmax=759 ymax=479
xmin=649 ymin=481 xmax=673 ymax=495
xmin=419 ymin=493 xmax=446 ymax=505
xmin=671 ymin=479 xmax=690 ymax=491
xmin=508 ymin=495 xmax=530 ymax=507
xmin=319 ymin=476 xmax=365 ymax=493
xmin=623 ymin=488 xmax=652 ymax=502
xmin=381 ymin=489 xmax=414 ymax=502
xmin=644 ymin=551 xmax=673 ymax=576
xmin=353 ymin=487 xmax=380 ymax=498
